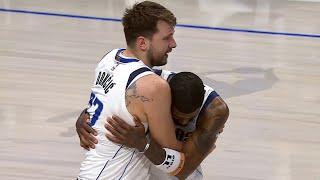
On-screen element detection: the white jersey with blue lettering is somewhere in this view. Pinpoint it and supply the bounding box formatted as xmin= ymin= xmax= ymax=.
xmin=78 ymin=49 xmax=154 ymax=180
xmin=151 ymin=69 xmax=220 ymax=180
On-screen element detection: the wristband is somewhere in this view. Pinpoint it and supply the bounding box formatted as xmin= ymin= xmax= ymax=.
xmin=156 ymin=148 xmax=185 ymax=176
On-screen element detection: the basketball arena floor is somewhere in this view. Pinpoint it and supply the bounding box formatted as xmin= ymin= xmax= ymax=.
xmin=0 ymin=0 xmax=319 ymax=179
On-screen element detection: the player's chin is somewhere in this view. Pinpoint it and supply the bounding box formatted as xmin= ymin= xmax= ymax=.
xmin=155 ymin=57 xmax=167 ymax=66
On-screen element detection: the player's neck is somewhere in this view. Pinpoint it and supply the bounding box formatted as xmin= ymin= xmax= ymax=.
xmin=123 ymin=48 xmax=152 ymax=68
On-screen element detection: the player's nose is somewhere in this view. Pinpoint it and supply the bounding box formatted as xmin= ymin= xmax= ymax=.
xmin=169 ymin=38 xmax=177 ymax=49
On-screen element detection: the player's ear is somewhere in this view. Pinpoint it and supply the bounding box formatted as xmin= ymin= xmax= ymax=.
xmin=136 ymin=36 xmax=150 ymax=51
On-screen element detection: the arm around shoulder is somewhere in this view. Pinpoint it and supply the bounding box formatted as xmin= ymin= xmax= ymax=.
xmin=175 ymin=97 xmax=229 ymax=179
xmin=132 ymin=75 xmax=182 ymax=150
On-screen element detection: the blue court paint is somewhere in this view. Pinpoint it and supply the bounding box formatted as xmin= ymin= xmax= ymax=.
xmin=0 ymin=8 xmax=121 ymax=22
xmin=176 ymin=24 xmax=320 ymax=38
xmin=1 ymin=8 xmax=320 ymax=39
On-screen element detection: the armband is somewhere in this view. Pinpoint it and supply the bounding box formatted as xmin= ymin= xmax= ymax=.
xmin=155 ymin=148 xmax=185 ymax=176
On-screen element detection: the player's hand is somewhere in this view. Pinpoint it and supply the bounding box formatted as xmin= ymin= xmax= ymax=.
xmin=105 ymin=115 xmax=147 ymax=151
xmin=75 ymin=109 xmax=98 ymax=150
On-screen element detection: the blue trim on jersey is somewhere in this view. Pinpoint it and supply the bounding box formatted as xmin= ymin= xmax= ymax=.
xmin=118 ymin=150 xmax=136 ymax=180
xmin=152 ymin=69 xmax=162 ymax=76
xmin=167 ymin=72 xmax=176 ymax=81
xmin=115 ymin=49 xmax=139 ymax=63
xmin=126 ymin=67 xmax=152 ymax=89
xmin=197 ymin=91 xmax=220 ymax=120
xmin=96 ymin=145 xmax=123 ymax=180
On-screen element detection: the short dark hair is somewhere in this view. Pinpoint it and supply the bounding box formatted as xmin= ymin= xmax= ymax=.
xmin=122 ymin=1 xmax=176 ymax=47
xmin=169 ymin=72 xmax=205 ymax=113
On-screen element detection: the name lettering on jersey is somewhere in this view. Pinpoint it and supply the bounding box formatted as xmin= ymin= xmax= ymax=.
xmin=96 ymin=71 xmax=116 ymax=94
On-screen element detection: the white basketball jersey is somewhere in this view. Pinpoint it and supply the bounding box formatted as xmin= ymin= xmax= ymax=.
xmin=78 ymin=49 xmax=154 ymax=180
xmin=151 ymin=69 xmax=220 ymax=180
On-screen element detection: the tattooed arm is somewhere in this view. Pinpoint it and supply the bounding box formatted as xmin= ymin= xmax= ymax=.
xmin=175 ymin=96 xmax=229 ymax=179
xmin=125 ymin=74 xmax=182 ymax=150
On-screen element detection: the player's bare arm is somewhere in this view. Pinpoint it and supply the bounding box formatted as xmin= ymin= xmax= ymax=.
xmin=75 ymin=109 xmax=97 ymax=150
xmin=176 ymin=96 xmax=229 ymax=179
xmin=124 ymin=74 xmax=182 ymax=150
xmin=106 ymin=74 xmax=185 ymax=176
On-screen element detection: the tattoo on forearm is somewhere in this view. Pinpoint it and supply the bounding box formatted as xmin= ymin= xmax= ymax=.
xmin=194 ymin=129 xmax=216 ymax=155
xmin=125 ymin=82 xmax=154 ymax=107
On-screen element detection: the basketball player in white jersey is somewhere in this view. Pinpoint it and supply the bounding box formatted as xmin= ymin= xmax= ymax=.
xmin=77 ymin=1 xmax=187 ymax=180
xmin=76 ymin=70 xmax=229 ymax=179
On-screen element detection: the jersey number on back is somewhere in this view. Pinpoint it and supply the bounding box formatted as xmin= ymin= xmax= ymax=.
xmin=88 ymin=92 xmax=103 ymax=126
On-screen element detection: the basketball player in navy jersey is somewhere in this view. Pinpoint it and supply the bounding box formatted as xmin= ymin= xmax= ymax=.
xmin=76 ymin=70 xmax=229 ymax=179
